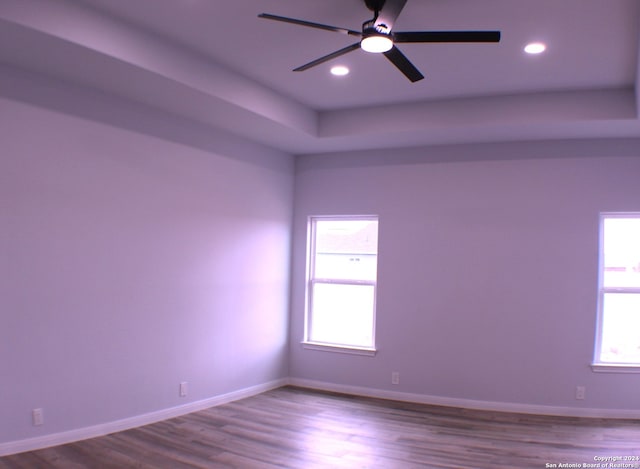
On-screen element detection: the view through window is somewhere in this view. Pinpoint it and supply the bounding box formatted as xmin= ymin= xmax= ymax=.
xmin=306 ymin=216 xmax=378 ymax=350
xmin=596 ymin=214 xmax=640 ymax=366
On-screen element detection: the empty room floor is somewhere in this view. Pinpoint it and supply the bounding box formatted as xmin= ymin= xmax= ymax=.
xmin=1 ymin=386 xmax=639 ymax=468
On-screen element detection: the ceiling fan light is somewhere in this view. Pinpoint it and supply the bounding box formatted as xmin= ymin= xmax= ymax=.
xmin=361 ymin=34 xmax=393 ymax=53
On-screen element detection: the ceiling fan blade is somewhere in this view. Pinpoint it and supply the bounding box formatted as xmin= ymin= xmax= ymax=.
xmin=383 ymin=46 xmax=424 ymax=82
xmin=394 ymin=30 xmax=501 ymax=43
xmin=376 ymin=0 xmax=408 ymax=31
xmin=258 ymin=13 xmax=361 ymax=37
xmin=293 ymin=42 xmax=361 ymax=72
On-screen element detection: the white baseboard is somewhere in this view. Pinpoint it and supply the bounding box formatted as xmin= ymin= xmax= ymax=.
xmin=288 ymin=377 xmax=640 ymax=419
xmin=0 ymin=378 xmax=288 ymax=457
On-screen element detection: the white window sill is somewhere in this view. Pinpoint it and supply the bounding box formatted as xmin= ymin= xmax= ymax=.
xmin=302 ymin=341 xmax=377 ymax=356
xmin=591 ymin=363 xmax=640 ymax=373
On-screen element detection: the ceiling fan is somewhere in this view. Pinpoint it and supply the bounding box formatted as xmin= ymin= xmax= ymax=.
xmin=259 ymin=0 xmax=500 ymax=82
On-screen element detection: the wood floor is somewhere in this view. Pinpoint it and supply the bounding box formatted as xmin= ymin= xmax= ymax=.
xmin=1 ymin=386 xmax=639 ymax=469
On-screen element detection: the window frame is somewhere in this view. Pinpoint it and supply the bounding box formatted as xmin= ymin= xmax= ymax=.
xmin=303 ymin=215 xmax=379 ymax=355
xmin=592 ymin=212 xmax=640 ymax=373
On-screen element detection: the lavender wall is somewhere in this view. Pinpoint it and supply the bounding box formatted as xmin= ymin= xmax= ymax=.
xmin=0 ymin=91 xmax=293 ymax=443
xmin=2 ymin=65 xmax=640 ymax=451
xmin=290 ymin=140 xmax=640 ymax=412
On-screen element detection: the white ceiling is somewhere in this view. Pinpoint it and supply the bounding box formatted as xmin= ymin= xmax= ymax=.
xmin=1 ymin=0 xmax=639 ymax=155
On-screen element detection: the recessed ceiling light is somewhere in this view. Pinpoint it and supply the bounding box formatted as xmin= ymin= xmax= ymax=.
xmin=330 ymin=65 xmax=350 ymax=76
xmin=524 ymin=42 xmax=546 ymax=54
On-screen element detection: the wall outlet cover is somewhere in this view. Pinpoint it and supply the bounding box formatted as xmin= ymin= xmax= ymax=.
xmin=32 ymin=408 xmax=44 ymax=426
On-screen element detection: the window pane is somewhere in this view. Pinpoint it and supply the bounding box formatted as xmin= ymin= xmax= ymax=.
xmin=309 ymin=283 xmax=374 ymax=348
xmin=600 ymin=293 xmax=640 ymax=363
xmin=314 ymin=253 xmax=377 ymax=281
xmin=603 ymin=217 xmax=640 ymax=288
xmin=314 ymin=219 xmax=378 ymax=281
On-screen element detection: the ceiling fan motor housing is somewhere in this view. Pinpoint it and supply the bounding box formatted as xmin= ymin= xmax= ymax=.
xmin=362 ymin=17 xmax=390 ymax=34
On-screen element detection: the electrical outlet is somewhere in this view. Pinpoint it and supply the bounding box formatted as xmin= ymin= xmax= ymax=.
xmin=179 ymin=382 xmax=188 ymax=397
xmin=391 ymin=371 xmax=400 ymax=385
xmin=32 ymin=408 xmax=44 ymax=426
xmin=576 ymin=386 xmax=586 ymax=400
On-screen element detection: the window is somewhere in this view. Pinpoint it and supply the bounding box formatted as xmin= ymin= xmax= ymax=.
xmin=304 ymin=216 xmax=379 ymax=353
xmin=593 ymin=213 xmax=640 ymax=371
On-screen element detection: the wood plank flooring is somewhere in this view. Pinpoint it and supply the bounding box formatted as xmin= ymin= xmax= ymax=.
xmin=1 ymin=386 xmax=639 ymax=468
